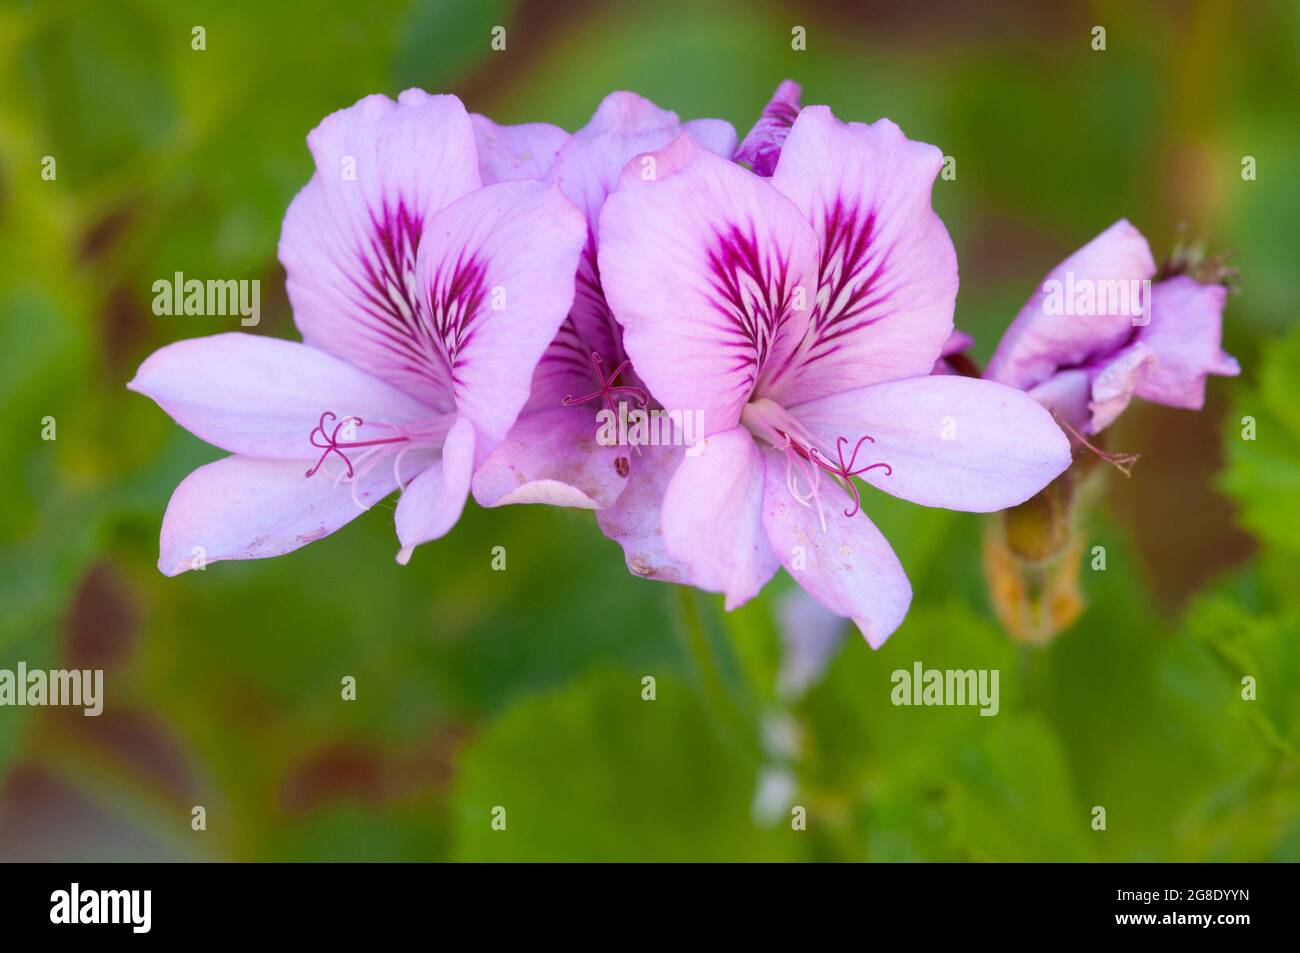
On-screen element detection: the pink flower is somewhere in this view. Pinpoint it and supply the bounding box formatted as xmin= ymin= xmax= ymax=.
xmin=984 ymin=220 xmax=1240 ymax=434
xmin=469 ymin=92 xmax=736 ymax=582
xmin=129 ymin=90 xmax=585 ymax=574
xmin=596 ymin=104 xmax=1072 ymax=646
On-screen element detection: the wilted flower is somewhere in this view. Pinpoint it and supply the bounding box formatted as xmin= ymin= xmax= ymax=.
xmin=981 ymin=220 xmax=1239 ymax=642
xmin=985 ymin=219 xmax=1239 ymax=437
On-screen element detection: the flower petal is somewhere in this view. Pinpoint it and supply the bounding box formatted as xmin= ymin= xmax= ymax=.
xmin=471 ymin=406 xmax=628 ymax=509
xmin=682 ymin=118 xmax=739 ymax=160
xmin=735 ymin=79 xmax=802 ymax=176
xmin=599 ymin=135 xmax=819 ymax=436
xmin=1087 ymin=342 xmax=1154 ymax=434
xmin=595 ymin=443 xmax=696 ymax=583
xmin=662 ymin=427 xmax=779 ymax=608
xmin=763 ymin=107 xmax=958 ymax=403
xmin=1026 ymin=369 xmax=1091 ymax=431
xmin=278 ymin=90 xmax=481 ymax=406
xmin=761 ymin=450 xmax=912 ymax=648
xmin=1135 ymin=276 xmax=1239 ymax=410
xmin=984 ymin=219 xmax=1157 ymax=391
xmin=394 ymin=415 xmax=476 ymax=563
xmin=414 ymin=179 xmax=586 ymax=451
xmin=790 ymin=375 xmax=1072 ymax=512
xmin=157 ymin=451 xmax=429 ymax=576
xmin=552 ymin=91 xmax=738 ymax=230
xmin=128 ymin=333 xmax=433 ymax=459
xmin=471 ymin=113 xmax=568 ymax=184
xmin=550 ymin=92 xmax=739 ymax=374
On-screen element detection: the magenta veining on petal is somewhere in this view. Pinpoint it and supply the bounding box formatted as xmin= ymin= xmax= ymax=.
xmin=707 ymin=224 xmax=799 ymax=377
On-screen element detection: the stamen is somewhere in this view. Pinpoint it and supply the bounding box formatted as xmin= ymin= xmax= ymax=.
xmin=561 ymin=351 xmax=650 ymax=413
xmin=1053 ymin=413 xmax=1140 ymax=477
xmin=782 ymin=431 xmax=892 ymax=518
xmin=305 ymin=411 xmax=410 ymax=479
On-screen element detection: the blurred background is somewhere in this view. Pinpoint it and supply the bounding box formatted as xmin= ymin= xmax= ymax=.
xmin=1 ymin=0 xmax=1297 ymax=861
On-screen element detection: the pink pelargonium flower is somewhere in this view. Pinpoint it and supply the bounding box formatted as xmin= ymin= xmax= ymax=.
xmin=984 ymin=220 xmax=1239 ymax=435
xmin=129 ymin=90 xmax=585 ymax=574
xmin=596 ymin=106 xmax=1072 ymax=646
xmin=469 ymin=91 xmax=736 ymax=582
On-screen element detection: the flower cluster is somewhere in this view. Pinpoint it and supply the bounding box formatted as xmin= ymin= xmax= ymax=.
xmin=129 ymin=81 xmax=1236 ymax=649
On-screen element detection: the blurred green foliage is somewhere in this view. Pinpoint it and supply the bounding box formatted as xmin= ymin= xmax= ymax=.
xmin=0 ymin=0 xmax=1296 ymax=860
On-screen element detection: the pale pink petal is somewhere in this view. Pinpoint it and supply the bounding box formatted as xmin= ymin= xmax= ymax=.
xmin=394 ymin=415 xmax=476 ymax=563
xmin=1087 ymin=342 xmax=1154 ymax=433
xmin=471 ymin=406 xmax=628 ymax=509
xmin=550 ymin=93 xmax=738 ymax=374
xmin=984 ymin=219 xmax=1157 ymax=391
xmin=157 ymin=451 xmax=431 ymax=576
xmin=599 ymin=135 xmax=819 ymax=436
xmin=278 ymin=90 xmax=481 ymax=405
xmin=1026 ymin=369 xmax=1091 ymax=431
xmin=1135 ymin=276 xmax=1239 ymax=410
xmin=414 ymin=179 xmax=586 ymax=452
xmin=552 ymin=91 xmax=737 ymax=231
xmin=763 ymin=107 xmax=958 ymax=403
xmin=735 ymin=80 xmax=802 ymax=176
xmin=595 ymin=443 xmax=696 ymax=584
xmin=662 ymin=427 xmax=779 ymax=608
xmin=682 ymin=118 xmax=739 ymax=160
xmin=471 ymin=113 xmax=568 ymax=184
xmin=128 ymin=333 xmax=433 ymax=459
xmin=761 ymin=451 xmax=911 ymax=649
xmin=790 ymin=375 xmax=1072 ymax=512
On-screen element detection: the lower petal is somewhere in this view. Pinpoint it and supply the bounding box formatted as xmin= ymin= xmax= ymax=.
xmin=158 ymin=453 xmax=407 ymax=575
xmin=761 ymin=452 xmax=912 ymax=648
xmin=791 ymin=376 xmax=1072 ymax=513
xmin=1026 ymin=369 xmax=1091 ymax=432
xmin=128 ymin=333 xmax=433 ymax=459
xmin=1088 ymin=342 xmax=1154 ymax=433
xmin=472 ymin=406 xmax=628 ymax=510
xmin=596 ymin=443 xmax=694 ymax=583
xmin=394 ymin=416 xmax=476 ymax=563
xmin=661 ymin=427 xmax=779 ymax=609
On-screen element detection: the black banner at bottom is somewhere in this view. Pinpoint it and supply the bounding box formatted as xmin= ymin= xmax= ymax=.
xmin=0 ymin=861 xmax=1281 ymax=939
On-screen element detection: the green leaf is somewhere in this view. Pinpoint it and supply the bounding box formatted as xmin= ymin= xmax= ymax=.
xmin=450 ymin=668 xmax=800 ymax=861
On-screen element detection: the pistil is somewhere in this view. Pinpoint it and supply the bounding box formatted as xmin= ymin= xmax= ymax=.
xmin=305 ymin=411 xmax=410 ymax=479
